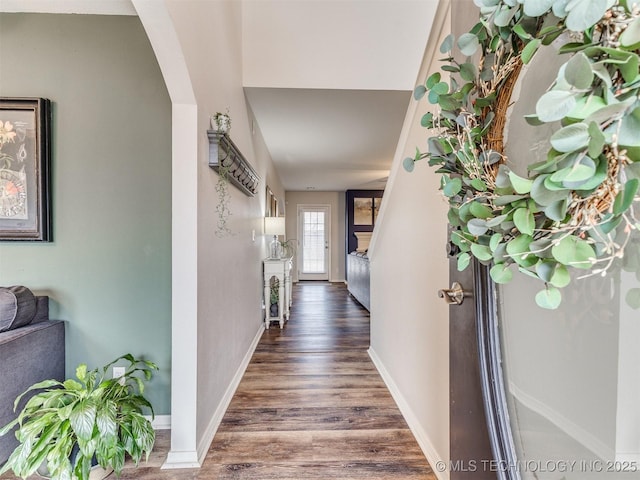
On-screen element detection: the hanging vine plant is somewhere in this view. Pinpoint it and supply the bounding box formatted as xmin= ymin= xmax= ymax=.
xmin=405 ymin=0 xmax=640 ymax=309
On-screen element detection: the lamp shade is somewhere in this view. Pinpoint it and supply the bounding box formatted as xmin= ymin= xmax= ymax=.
xmin=264 ymin=217 xmax=286 ymax=236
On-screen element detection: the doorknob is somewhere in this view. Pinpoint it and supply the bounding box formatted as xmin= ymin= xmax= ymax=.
xmin=438 ymin=282 xmax=469 ymax=305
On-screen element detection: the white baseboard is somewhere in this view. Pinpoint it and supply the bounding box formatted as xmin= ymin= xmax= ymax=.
xmin=195 ymin=324 xmax=265 ymax=464
xmin=162 ymin=450 xmax=200 ymax=469
xmin=368 ymin=347 xmax=449 ymax=480
xmin=149 ymin=414 xmax=171 ymax=430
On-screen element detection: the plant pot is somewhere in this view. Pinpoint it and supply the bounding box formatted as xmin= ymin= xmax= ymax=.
xmin=211 ymin=114 xmax=230 ymax=133
xmin=269 ymin=303 xmax=278 ymax=317
xmin=37 ymin=462 xmax=113 ymax=480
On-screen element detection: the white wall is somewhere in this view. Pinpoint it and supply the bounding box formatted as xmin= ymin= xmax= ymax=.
xmin=284 ymin=191 xmax=346 ymax=283
xmin=139 ymin=0 xmax=285 ymax=466
xmin=367 ymin=2 xmax=451 ymax=478
xmin=242 ymin=0 xmax=438 ymax=91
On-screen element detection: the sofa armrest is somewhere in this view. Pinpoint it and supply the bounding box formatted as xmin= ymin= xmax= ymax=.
xmin=30 ymin=296 xmax=49 ymax=324
xmin=0 ymin=320 xmax=65 ymax=464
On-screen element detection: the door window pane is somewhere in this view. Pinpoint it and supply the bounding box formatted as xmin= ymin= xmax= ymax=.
xmin=302 ymin=211 xmax=325 ymax=273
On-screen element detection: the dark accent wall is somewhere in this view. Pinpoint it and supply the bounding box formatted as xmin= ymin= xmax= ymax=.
xmin=345 ymin=189 xmax=384 ymax=255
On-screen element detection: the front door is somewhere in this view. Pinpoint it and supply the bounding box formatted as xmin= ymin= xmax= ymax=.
xmin=444 ymin=2 xmax=495 ymax=478
xmin=297 ymin=205 xmax=330 ymax=281
xmin=446 ymin=246 xmax=495 ymax=479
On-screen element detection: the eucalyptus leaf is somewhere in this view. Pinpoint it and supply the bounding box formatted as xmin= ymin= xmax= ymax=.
xmin=494 ymin=194 xmax=526 ymax=206
xmin=490 ymin=263 xmax=513 ymax=283
xmin=550 ymin=123 xmax=590 ymax=152
xmin=494 ymin=5 xmax=518 ymax=26
xmin=521 ymin=38 xmax=542 ymax=64
xmin=536 ymin=90 xmax=577 ymax=122
xmin=626 ymin=288 xmax=640 ymax=309
xmin=459 ymin=63 xmax=477 ymax=81
xmin=508 ymin=171 xmax=533 ymax=194
xmin=457 ymin=252 xmax=471 ymax=271
xmin=470 ymin=177 xmax=488 ymax=191
xmin=457 ymin=33 xmax=480 ymax=57
xmin=613 ymin=178 xmax=639 ymax=215
xmin=552 ymin=0 xmax=570 ymax=17
xmin=531 ymin=175 xmax=570 ymax=206
xmin=544 ymin=198 xmax=569 ymax=221
xmin=550 ymin=264 xmax=571 ymax=287
xmin=421 ymin=112 xmax=433 ymax=128
xmin=506 ymin=234 xmax=533 ymax=264
xmin=564 ymin=52 xmax=594 ymax=89
xmin=414 ymin=85 xmax=427 ymax=101
xmin=489 ymin=233 xmax=502 ymax=252
xmin=443 ymin=176 xmax=463 ymax=197
xmin=535 ymin=260 xmax=555 ymax=282
xmin=426 ymin=72 xmax=441 ymax=89
xmin=513 ymin=207 xmax=535 ymax=235
xmin=535 ymin=286 xmax=562 ymax=309
xmin=600 ymin=214 xmax=622 ymax=234
xmin=486 ymin=213 xmax=509 ymax=227
xmin=470 ymin=201 xmax=493 ymax=219
xmin=468 ymin=218 xmax=490 ymax=236
xmin=551 ymin=235 xmax=596 ymax=269
xmin=620 ymin=17 xmax=640 ymax=50
xmin=522 ymin=0 xmax=554 ymax=16
xmin=617 ymin=107 xmax=640 ymax=148
xmin=471 ymin=242 xmax=493 ymax=261
xmin=440 ymin=33 xmax=455 ymax=53
xmin=565 ymin=0 xmax=611 ymax=32
xmin=587 ymin=121 xmax=605 ymax=158
xmin=405 ymin=156 xmax=420 ymax=173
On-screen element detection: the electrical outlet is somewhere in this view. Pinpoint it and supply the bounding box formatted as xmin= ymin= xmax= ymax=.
xmin=113 ymin=366 xmax=126 ymax=385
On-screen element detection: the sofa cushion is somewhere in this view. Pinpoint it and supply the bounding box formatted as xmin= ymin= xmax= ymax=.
xmin=0 ymin=286 xmax=37 ymax=332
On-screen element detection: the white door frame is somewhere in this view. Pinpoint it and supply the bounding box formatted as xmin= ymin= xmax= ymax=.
xmin=297 ymin=204 xmax=331 ymax=281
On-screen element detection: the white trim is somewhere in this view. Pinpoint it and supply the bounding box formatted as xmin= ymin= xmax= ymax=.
xmin=195 ymin=324 xmax=265 ymax=465
xmin=162 ymin=450 xmax=200 ymax=470
xmin=0 ymin=0 xmax=137 ymax=15
xmin=147 ymin=414 xmax=171 ymax=430
xmin=369 ymin=347 xmax=449 ymax=480
xmin=509 ymin=381 xmax=615 ymax=462
xmin=297 ymin=204 xmax=331 ymax=281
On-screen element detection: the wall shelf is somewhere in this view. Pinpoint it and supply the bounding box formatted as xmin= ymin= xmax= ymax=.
xmin=207 ymin=130 xmax=260 ymax=196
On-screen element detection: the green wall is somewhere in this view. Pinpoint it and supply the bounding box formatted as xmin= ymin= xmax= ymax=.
xmin=0 ymin=13 xmax=172 ymax=414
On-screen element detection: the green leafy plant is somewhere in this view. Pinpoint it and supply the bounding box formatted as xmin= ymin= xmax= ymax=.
xmin=405 ymin=0 xmax=640 ymax=309
xmin=0 ymin=354 xmax=158 ymax=480
xmin=211 ymin=107 xmax=231 ymax=133
xmin=279 ymin=239 xmax=296 ymax=258
xmin=215 ymin=162 xmax=233 ymax=238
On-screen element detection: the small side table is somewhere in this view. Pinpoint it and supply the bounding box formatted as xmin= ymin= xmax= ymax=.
xmin=263 ymin=257 xmax=293 ymax=329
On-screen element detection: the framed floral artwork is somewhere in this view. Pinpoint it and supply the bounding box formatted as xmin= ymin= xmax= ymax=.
xmin=0 ymin=98 xmax=52 ymax=241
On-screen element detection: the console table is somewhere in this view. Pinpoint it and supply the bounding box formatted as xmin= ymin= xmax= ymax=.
xmin=263 ymin=257 xmax=293 ymax=329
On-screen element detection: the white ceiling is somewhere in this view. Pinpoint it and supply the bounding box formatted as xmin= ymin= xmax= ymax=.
xmin=242 ymin=0 xmax=438 ymax=192
xmin=245 ymin=87 xmax=411 ymax=191
xmin=2 ymin=0 xmax=438 ymax=193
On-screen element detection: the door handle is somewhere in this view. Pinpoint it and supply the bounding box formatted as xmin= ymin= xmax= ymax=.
xmin=438 ymin=282 xmax=469 ymax=305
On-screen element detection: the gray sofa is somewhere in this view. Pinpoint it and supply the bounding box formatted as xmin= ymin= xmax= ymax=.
xmin=0 ymin=291 xmax=65 ymax=465
xmin=347 ymin=251 xmax=370 ymax=311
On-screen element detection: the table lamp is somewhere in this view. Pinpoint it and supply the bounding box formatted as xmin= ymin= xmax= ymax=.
xmin=264 ymin=217 xmax=286 ymax=259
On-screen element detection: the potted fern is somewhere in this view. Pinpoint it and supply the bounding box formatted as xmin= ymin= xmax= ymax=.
xmin=0 ymin=353 xmax=158 ymax=480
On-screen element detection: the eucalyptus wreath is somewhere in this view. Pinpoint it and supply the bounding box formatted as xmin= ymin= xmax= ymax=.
xmin=405 ymin=0 xmax=640 ymax=308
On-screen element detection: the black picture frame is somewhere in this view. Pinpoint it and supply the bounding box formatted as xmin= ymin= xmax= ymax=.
xmin=0 ymin=97 xmax=52 ymax=241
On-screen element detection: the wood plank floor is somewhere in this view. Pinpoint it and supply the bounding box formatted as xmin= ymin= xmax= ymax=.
xmin=1 ymin=282 xmax=436 ymax=479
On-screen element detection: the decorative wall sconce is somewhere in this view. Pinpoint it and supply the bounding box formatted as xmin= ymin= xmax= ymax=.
xmin=208 ymin=131 xmax=260 ymax=196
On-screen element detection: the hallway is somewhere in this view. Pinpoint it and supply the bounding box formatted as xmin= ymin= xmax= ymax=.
xmin=200 ymin=281 xmax=436 ymax=478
